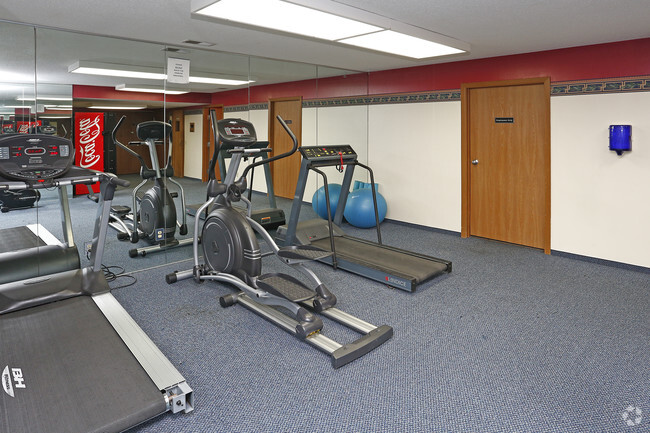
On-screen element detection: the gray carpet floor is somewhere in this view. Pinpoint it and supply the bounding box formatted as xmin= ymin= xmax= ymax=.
xmin=1 ymin=176 xmax=648 ymax=432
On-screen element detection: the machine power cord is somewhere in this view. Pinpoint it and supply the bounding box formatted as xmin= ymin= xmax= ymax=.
xmin=102 ymin=264 xmax=137 ymax=290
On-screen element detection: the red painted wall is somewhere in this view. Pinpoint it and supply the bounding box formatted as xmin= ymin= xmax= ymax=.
xmin=210 ymin=37 xmax=650 ymax=106
xmin=75 ymin=38 xmax=650 ymax=107
xmin=368 ymin=38 xmax=650 ymax=95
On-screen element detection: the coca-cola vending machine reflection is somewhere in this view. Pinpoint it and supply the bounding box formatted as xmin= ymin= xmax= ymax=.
xmin=74 ymin=112 xmax=104 ymax=195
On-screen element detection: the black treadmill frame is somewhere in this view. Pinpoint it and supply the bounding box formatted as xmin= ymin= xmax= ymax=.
xmin=278 ymin=145 xmax=452 ymax=292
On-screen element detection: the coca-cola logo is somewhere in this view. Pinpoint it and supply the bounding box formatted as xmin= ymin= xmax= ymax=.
xmin=78 ymin=115 xmax=102 ymax=169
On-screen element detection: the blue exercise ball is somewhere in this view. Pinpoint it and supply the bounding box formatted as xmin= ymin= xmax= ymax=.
xmin=344 ymin=188 xmax=387 ymax=228
xmin=312 ymin=184 xmax=342 ymax=219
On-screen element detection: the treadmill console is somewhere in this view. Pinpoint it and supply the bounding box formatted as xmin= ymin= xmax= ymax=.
xmin=217 ymin=118 xmax=257 ymax=147
xmin=300 ymin=145 xmax=357 ymax=162
xmin=0 ymin=134 xmax=74 ymax=181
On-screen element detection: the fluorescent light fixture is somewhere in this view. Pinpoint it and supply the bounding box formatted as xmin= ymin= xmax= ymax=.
xmin=44 ymin=105 xmax=73 ymax=110
xmin=17 ymin=96 xmax=73 ymax=102
xmin=193 ymin=0 xmax=382 ymax=40
xmin=0 ymin=72 xmax=34 ymax=83
xmin=115 ymin=84 xmax=189 ymax=95
xmin=2 ymin=105 xmax=33 ymax=110
xmin=70 ymin=60 xmax=251 ymax=86
xmin=0 ymin=84 xmax=24 ymax=91
xmin=88 ymin=106 xmax=147 ymax=110
xmin=69 ymin=61 xmax=167 ymax=80
xmin=340 ymin=30 xmax=465 ymax=59
xmin=39 ymin=116 xmax=71 ymax=119
xmin=191 ymin=0 xmax=468 ymax=59
xmin=189 ymin=76 xmax=251 ymax=85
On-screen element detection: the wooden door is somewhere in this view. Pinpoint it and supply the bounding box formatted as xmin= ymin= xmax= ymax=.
xmin=114 ymin=110 xmax=163 ymax=175
xmin=170 ymin=109 xmax=184 ymax=177
xmin=461 ymin=78 xmax=550 ymax=253
xmin=269 ymin=97 xmax=302 ymax=199
xmin=201 ymin=105 xmax=224 ymax=182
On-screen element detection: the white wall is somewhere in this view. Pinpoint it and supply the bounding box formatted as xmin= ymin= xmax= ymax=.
xmin=551 ymin=92 xmax=650 ymax=267
xmin=245 ymin=107 xmax=370 ymax=202
xmin=183 ymin=113 xmax=203 ymax=179
xmin=239 ymin=92 xmax=649 ymax=268
xmin=368 ymin=102 xmax=462 ymax=232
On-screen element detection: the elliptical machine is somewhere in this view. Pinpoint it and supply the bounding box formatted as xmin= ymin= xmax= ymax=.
xmin=109 ymin=116 xmax=192 ymax=257
xmin=166 ymin=111 xmax=392 ymax=368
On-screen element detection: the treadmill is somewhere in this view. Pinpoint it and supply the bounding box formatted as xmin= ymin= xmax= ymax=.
xmin=0 ymin=134 xmax=192 ymax=433
xmin=276 ymin=145 xmax=452 ymax=292
xmin=187 ymin=138 xmax=285 ymax=230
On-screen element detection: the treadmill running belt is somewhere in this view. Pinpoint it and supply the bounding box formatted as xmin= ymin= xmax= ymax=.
xmin=0 ymin=296 xmax=167 ymax=433
xmin=0 ymin=226 xmax=46 ymax=253
xmin=312 ymin=236 xmax=449 ymax=283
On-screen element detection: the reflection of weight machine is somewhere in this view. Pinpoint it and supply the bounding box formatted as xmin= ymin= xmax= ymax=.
xmin=0 ymin=188 xmax=40 ymax=213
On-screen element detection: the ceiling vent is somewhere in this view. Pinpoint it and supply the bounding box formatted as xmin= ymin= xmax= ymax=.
xmin=162 ymin=47 xmax=190 ymax=53
xmin=182 ymin=39 xmax=216 ymax=47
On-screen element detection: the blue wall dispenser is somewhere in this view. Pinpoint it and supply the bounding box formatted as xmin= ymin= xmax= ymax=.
xmin=609 ymin=125 xmax=632 ymax=155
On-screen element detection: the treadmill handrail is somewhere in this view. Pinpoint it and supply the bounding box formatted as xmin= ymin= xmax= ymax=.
xmin=349 ymin=161 xmax=382 ymax=245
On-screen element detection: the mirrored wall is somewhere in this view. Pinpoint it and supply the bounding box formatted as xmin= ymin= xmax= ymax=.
xmin=0 ymin=20 xmax=371 ymax=274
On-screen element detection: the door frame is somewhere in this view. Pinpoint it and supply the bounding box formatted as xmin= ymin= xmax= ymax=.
xmin=460 ymin=77 xmax=551 ymax=254
xmin=268 ymin=96 xmax=302 ymax=197
xmin=170 ymin=108 xmax=184 ymax=178
xmin=201 ymin=104 xmax=224 ymax=182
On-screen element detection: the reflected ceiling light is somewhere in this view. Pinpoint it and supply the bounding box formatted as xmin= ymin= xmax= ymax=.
xmin=193 ymin=0 xmax=381 ymax=41
xmin=115 ymin=84 xmax=189 ymax=95
xmin=88 ymin=105 xmax=147 ymax=110
xmin=0 ymin=84 xmax=24 ymax=91
xmin=39 ymin=116 xmax=72 ymax=119
xmin=17 ymin=96 xmax=73 ymax=102
xmin=189 ymin=76 xmax=252 ymax=85
xmin=0 ymin=72 xmax=34 ymax=83
xmin=69 ymin=61 xmax=252 ymax=86
xmin=340 ymin=30 xmax=465 ymax=59
xmin=2 ymin=105 xmax=33 ymax=110
xmin=191 ymin=0 xmax=469 ymax=59
xmin=44 ymin=105 xmax=73 ymax=110
xmin=69 ymin=61 xmax=167 ymax=80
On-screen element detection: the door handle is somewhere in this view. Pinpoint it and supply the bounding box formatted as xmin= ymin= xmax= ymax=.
xmin=472 ymin=159 xmax=479 ymax=165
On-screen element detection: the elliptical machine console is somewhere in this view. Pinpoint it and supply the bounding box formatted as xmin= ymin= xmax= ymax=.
xmin=108 ymin=116 xmax=192 ymax=257
xmin=167 ymin=111 xmax=392 ymax=368
xmin=218 ymin=120 xmax=256 ymax=144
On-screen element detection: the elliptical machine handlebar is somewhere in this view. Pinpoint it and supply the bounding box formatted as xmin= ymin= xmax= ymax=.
xmin=112 ymin=115 xmax=148 ymax=169
xmin=206 ymin=109 xmax=220 ymax=181
xmin=238 ymin=115 xmax=297 ymax=184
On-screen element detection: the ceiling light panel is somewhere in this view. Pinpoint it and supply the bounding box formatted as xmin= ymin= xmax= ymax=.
xmin=88 ymin=106 xmax=147 ymax=110
xmin=193 ymin=0 xmax=382 ymax=41
xmin=17 ymin=96 xmax=73 ymax=102
xmin=189 ymin=76 xmax=251 ymax=85
xmin=340 ymin=30 xmax=465 ymax=59
xmin=115 ymin=84 xmax=189 ymax=95
xmin=69 ymin=61 xmax=167 ymax=80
